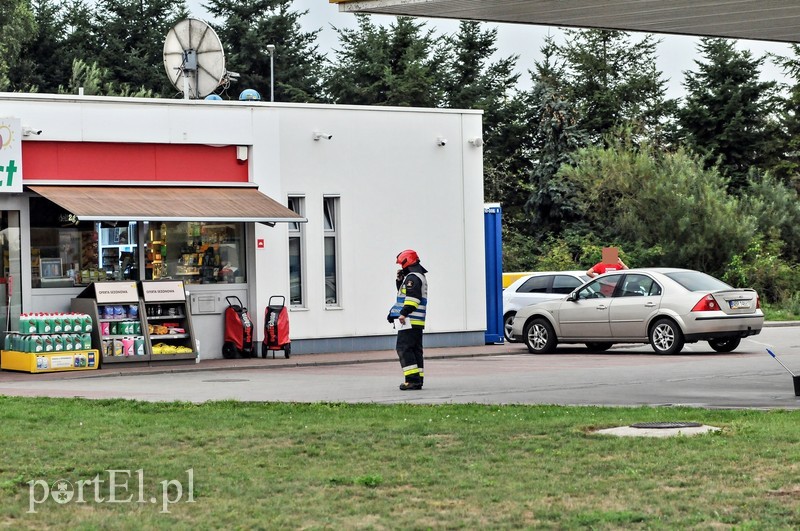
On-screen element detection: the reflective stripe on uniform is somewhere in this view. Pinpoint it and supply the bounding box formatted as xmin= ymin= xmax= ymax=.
xmin=402 ymin=364 xmax=421 ymax=376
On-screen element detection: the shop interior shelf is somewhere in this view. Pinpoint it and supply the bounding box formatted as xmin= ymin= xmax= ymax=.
xmin=146 ymin=314 xmax=186 ymax=320
xmin=149 ymin=333 xmax=190 ymax=339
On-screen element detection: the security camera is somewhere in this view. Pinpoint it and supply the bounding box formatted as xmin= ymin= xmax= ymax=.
xmin=22 ymin=127 xmax=42 ymax=136
xmin=437 ymin=137 xmax=447 ymax=147
xmin=313 ymin=132 xmax=333 ymax=141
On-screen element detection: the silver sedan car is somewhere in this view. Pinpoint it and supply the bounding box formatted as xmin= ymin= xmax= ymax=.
xmin=510 ymin=268 xmax=764 ymax=355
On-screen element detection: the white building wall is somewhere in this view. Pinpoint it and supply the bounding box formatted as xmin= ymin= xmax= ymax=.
xmin=0 ymin=93 xmax=487 ymax=355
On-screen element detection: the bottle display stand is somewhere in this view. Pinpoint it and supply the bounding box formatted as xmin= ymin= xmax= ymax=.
xmin=2 ymin=313 xmax=99 ymax=373
xmin=72 ymin=281 xmax=147 ymax=366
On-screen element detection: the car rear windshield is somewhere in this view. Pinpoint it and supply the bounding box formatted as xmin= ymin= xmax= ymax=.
xmin=664 ymin=271 xmax=732 ymax=291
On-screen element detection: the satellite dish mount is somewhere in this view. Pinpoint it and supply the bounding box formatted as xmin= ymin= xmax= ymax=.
xmin=164 ymin=18 xmax=227 ymax=99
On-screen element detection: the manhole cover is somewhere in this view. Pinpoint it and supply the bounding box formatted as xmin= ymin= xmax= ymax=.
xmin=629 ymin=422 xmax=703 ymax=429
xmin=202 ymin=379 xmax=250 ymax=383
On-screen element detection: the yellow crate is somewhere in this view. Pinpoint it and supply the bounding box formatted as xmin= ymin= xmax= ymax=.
xmin=1 ymin=350 xmax=100 ymax=373
xmin=502 ymin=272 xmax=535 ymax=288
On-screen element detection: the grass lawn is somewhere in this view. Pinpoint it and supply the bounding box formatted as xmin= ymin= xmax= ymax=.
xmin=1 ymin=397 xmax=799 ymax=529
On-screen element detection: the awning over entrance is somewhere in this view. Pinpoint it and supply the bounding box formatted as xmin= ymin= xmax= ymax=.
xmin=27 ymin=185 xmax=306 ymax=224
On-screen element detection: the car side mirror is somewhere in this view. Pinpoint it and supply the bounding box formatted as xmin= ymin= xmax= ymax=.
xmin=567 ymin=292 xmax=577 ymax=302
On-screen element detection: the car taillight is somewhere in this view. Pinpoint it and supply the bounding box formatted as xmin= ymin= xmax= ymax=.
xmin=691 ymin=294 xmax=719 ymax=312
xmin=756 ymin=295 xmax=761 ymax=309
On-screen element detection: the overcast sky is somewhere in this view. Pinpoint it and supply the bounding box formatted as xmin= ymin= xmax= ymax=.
xmin=187 ymin=0 xmax=794 ymax=100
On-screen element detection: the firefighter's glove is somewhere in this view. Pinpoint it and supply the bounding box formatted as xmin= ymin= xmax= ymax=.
xmin=387 ymin=314 xmax=395 ymax=323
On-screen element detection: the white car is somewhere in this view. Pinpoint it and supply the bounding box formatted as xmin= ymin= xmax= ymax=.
xmin=510 ymin=268 xmax=764 ymax=354
xmin=503 ymin=271 xmax=589 ymax=342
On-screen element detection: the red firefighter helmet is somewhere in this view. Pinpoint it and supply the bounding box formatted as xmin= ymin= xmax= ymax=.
xmin=396 ymin=249 xmax=420 ymax=268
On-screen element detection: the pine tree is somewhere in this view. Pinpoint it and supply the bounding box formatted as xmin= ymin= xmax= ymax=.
xmin=678 ymin=38 xmax=782 ymax=192
xmin=325 ymin=15 xmax=443 ymax=106
xmin=553 ymin=29 xmax=673 ymax=144
xmin=524 ymin=37 xmax=587 ymax=236
xmin=204 ymin=0 xmax=325 ymax=102
xmin=93 ymin=0 xmax=188 ymax=97
xmin=770 ymin=44 xmax=800 ymax=191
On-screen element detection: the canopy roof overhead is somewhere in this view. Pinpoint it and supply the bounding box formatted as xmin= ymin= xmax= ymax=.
xmin=331 ymin=0 xmax=800 ymax=43
xmin=28 ymin=185 xmax=306 ymax=225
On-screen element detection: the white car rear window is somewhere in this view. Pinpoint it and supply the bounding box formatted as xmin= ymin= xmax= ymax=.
xmin=665 ymin=271 xmax=732 ymax=291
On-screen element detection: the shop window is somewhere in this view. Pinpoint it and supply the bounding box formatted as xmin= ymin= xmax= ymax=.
xmin=287 ymin=196 xmax=305 ymax=307
xmin=29 ymin=197 xmax=139 ymax=288
xmin=323 ymin=196 xmax=340 ymax=306
xmin=144 ymin=221 xmax=247 ymax=284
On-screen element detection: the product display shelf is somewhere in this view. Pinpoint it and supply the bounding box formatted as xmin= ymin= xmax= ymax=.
xmin=142 ymin=302 xmax=197 ymax=361
xmin=71 ymin=297 xmax=148 ymax=365
xmin=139 ymin=280 xmax=197 ymax=363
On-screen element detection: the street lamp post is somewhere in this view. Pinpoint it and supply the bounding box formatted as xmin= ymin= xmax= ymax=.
xmin=266 ymin=44 xmax=276 ymax=102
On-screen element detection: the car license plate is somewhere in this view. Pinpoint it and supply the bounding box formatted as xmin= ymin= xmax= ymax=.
xmin=729 ymin=300 xmax=750 ymax=309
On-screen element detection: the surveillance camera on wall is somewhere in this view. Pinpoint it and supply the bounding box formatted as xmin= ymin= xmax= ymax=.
xmin=313 ymin=132 xmax=333 ymax=141
xmin=22 ymin=127 xmax=43 ymax=136
xmin=437 ymin=137 xmax=447 ymax=147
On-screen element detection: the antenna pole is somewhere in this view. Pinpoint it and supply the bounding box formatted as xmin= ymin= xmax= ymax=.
xmin=266 ymin=44 xmax=276 ymax=102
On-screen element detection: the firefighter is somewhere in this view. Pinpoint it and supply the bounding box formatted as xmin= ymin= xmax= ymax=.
xmin=387 ymin=249 xmax=428 ymax=390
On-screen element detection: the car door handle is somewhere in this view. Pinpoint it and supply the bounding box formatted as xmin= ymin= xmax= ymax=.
xmin=644 ymin=302 xmax=656 ymax=307
xmin=596 ymin=305 xmax=607 ymax=310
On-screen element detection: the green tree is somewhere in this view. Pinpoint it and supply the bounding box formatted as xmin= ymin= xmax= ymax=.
xmin=325 ymin=15 xmax=444 ymax=106
xmin=0 ymin=0 xmax=36 ymax=91
xmin=205 ymin=0 xmax=325 ymax=102
xmin=678 ymin=38 xmax=782 ymax=192
xmin=93 ymin=0 xmax=187 ymax=97
xmin=771 ymin=44 xmax=800 ymax=191
xmin=553 ymin=29 xmax=673 ymax=143
xmin=58 ymin=58 xmax=154 ymax=97
xmin=8 ymin=0 xmax=67 ymax=92
xmin=524 ymin=36 xmax=587 ymax=237
xmin=560 ymin=136 xmax=756 ymax=275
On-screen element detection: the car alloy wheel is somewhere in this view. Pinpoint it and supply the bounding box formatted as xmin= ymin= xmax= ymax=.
xmin=649 ymin=318 xmax=684 ymax=355
xmin=523 ymin=318 xmax=557 ymax=354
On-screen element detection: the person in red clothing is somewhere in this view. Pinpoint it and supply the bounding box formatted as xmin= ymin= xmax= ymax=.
xmin=586 ymin=247 xmax=629 ymax=278
xmin=586 ymin=247 xmax=628 ymax=297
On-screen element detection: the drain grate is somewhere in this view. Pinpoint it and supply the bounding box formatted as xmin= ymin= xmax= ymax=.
xmin=629 ymin=422 xmax=703 ymax=429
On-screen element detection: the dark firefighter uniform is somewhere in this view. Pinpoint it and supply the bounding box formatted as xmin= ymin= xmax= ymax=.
xmin=388 ymin=253 xmax=428 ymax=391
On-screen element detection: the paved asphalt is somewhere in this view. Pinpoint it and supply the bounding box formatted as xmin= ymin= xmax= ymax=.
xmin=0 ymin=325 xmax=798 ymax=409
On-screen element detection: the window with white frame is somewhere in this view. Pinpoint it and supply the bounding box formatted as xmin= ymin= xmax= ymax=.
xmin=323 ymin=196 xmax=340 ymax=306
xmin=287 ymin=196 xmax=305 ymax=307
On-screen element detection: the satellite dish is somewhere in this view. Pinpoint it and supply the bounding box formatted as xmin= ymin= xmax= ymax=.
xmin=163 ymin=18 xmax=226 ymax=99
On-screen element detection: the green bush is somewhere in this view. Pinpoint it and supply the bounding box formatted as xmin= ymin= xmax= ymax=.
xmin=722 ymin=235 xmax=796 ymax=304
